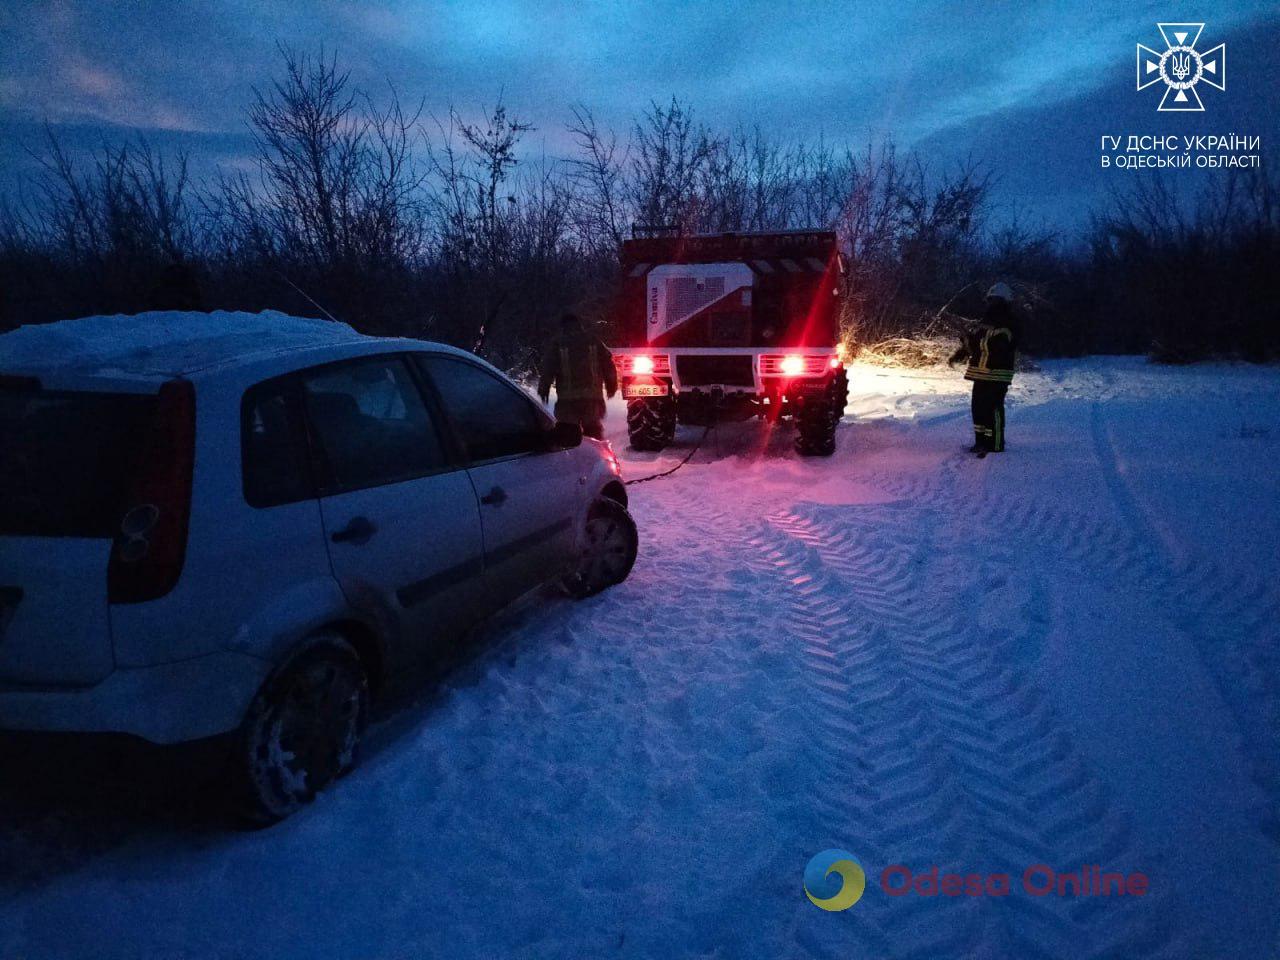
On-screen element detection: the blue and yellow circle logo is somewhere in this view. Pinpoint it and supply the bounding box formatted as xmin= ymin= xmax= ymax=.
xmin=804 ymin=849 xmax=866 ymax=911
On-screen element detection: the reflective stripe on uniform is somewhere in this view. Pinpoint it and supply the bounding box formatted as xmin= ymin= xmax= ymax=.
xmin=970 ymin=326 xmax=1013 ymax=383
xmin=964 ymin=366 xmax=1013 ymax=383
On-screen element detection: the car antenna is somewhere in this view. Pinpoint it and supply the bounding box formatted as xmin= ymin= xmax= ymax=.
xmin=276 ymin=270 xmax=341 ymax=324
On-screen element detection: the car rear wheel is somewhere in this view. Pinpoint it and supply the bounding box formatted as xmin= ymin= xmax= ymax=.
xmin=564 ymin=499 xmax=638 ymax=598
xmin=230 ymin=633 xmax=368 ymax=826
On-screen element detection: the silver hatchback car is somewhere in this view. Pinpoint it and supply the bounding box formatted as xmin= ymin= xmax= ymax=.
xmin=0 ymin=311 xmax=637 ymax=822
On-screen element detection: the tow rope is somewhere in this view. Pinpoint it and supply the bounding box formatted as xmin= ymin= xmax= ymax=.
xmin=624 ymin=423 xmax=714 ymax=486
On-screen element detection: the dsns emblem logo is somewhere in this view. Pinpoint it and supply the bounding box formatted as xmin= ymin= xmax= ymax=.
xmin=803 ymin=849 xmax=866 ymax=911
xmin=1136 ymin=23 xmax=1225 ymax=112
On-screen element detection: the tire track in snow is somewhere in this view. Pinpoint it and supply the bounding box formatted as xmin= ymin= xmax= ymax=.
xmin=752 ymin=503 xmax=1182 ymax=959
xmin=868 ymin=423 xmax=1280 ymax=842
xmin=1087 ymin=401 xmax=1280 ymax=838
xmin=739 ymin=521 xmax=905 ymax=960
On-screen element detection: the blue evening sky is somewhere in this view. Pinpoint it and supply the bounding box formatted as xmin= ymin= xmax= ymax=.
xmin=0 ymin=1 xmax=1275 ymax=231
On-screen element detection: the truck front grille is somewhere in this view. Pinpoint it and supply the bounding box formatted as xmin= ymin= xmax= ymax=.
xmin=675 ymin=355 xmax=755 ymax=387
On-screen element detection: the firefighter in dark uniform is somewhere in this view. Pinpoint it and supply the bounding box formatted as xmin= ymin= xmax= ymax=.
xmin=537 ymin=313 xmax=618 ymax=440
xmin=950 ymin=282 xmax=1020 ymax=457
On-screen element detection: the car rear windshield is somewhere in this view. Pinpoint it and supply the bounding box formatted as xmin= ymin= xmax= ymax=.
xmin=0 ymin=381 xmax=158 ymax=538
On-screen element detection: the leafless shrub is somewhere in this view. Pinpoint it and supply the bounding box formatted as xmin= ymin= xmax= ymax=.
xmin=2 ymin=46 xmax=1274 ymax=365
xmin=1087 ymin=163 xmax=1280 ymax=361
xmin=856 ymin=333 xmax=958 ymax=368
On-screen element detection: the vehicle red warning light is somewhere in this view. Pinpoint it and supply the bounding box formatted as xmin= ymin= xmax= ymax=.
xmin=616 ymin=354 xmax=670 ymax=376
xmin=780 ymin=355 xmax=805 ymax=377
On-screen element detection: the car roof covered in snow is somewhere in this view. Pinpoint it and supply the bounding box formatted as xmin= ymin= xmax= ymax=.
xmin=0 ymin=310 xmax=469 ymax=383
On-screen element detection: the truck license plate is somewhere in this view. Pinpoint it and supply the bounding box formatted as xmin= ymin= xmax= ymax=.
xmin=624 ymin=383 xmax=669 ymax=398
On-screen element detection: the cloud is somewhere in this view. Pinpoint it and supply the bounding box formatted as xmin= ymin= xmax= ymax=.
xmin=914 ymin=15 xmax=1280 ymax=231
xmin=0 ymin=0 xmax=1275 ymax=228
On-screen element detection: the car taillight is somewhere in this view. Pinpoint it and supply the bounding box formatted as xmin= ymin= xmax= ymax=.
xmin=631 ymin=355 xmax=655 ymax=375
xmin=108 ymin=379 xmax=196 ymax=604
xmin=603 ymin=443 xmax=622 ymax=476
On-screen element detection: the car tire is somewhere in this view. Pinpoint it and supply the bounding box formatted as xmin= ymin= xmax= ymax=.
xmin=229 ymin=632 xmax=369 ymax=826
xmin=564 ymin=498 xmax=639 ymax=599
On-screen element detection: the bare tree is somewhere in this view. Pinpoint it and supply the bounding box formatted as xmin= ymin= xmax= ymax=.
xmin=426 ymin=101 xmax=537 ymax=353
xmin=629 ymin=98 xmax=716 ymax=232
xmin=245 ymin=45 xmax=363 ymax=268
xmin=4 ymin=45 xmax=1274 ymax=363
xmin=207 ymin=45 xmax=431 ymax=328
xmin=567 ymin=105 xmax=628 ymax=255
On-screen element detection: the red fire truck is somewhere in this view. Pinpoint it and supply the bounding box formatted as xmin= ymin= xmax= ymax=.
xmin=611 ymin=230 xmax=848 ymax=455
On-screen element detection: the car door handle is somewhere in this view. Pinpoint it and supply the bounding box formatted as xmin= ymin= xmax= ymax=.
xmin=331 ymin=516 xmax=377 ymax=545
xmin=480 ymin=486 xmax=507 ymax=506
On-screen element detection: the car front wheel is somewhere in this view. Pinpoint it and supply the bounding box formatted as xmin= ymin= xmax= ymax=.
xmin=564 ymin=498 xmax=638 ymax=598
xmin=230 ymin=632 xmax=369 ymax=826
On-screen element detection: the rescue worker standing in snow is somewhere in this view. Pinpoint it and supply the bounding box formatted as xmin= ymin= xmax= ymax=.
xmin=537 ymin=313 xmax=618 ymax=440
xmin=950 ymin=282 xmax=1020 ymax=457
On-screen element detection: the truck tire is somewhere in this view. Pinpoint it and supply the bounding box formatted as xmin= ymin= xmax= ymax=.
xmin=795 ymin=399 xmax=836 ymax=456
xmin=627 ymin=396 xmax=675 ymax=451
xmin=829 ymin=368 xmax=849 ymax=417
xmin=795 ymin=372 xmax=845 ymax=457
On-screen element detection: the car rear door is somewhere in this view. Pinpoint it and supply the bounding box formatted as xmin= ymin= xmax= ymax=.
xmin=0 ymin=378 xmax=158 ymax=685
xmin=297 ymin=355 xmax=485 ymax=661
xmin=413 ymin=354 xmax=582 ymax=606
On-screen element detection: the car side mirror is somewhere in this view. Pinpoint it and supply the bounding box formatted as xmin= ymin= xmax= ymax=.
xmin=544 ymin=421 xmax=583 ymax=450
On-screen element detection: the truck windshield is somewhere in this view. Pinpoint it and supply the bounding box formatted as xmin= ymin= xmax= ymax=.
xmin=0 ymin=383 xmax=158 ymax=538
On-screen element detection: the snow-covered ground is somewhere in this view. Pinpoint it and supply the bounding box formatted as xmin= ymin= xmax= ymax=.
xmin=2 ymin=357 xmax=1278 ymax=958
